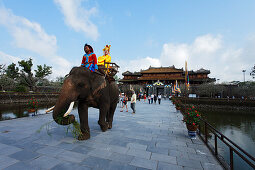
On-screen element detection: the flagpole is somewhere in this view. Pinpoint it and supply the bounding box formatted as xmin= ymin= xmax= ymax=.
xmin=185 ymin=61 xmax=187 ymax=98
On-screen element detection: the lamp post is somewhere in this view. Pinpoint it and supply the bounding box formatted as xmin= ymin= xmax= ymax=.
xmin=242 ymin=70 xmax=246 ymax=82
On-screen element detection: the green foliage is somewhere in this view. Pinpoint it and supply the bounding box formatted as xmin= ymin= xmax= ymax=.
xmin=171 ymin=97 xmax=201 ymax=126
xmin=6 ymin=63 xmax=19 ymax=79
xmin=27 ymin=97 xmax=39 ymax=109
xmin=37 ymin=117 xmax=83 ymax=140
xmin=15 ymin=85 xmax=27 ymax=92
xmin=3 ymin=58 xmax=53 ymax=91
xmin=66 ymin=120 xmax=83 ymax=139
xmin=0 ymin=64 xmax=6 ymax=75
xmin=250 ymin=64 xmax=255 ymax=79
xmin=18 ymin=58 xmax=33 ymax=75
xmin=0 ymin=75 xmax=15 ymax=91
xmin=35 ymin=64 xmax=52 ymax=79
xmin=36 ymin=120 xmax=54 ymax=136
xmin=182 ymin=105 xmax=201 ymax=126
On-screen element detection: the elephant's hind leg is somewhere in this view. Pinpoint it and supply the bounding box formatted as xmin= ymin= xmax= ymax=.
xmin=98 ymin=105 xmax=110 ymax=132
xmin=107 ymin=102 xmax=118 ymax=129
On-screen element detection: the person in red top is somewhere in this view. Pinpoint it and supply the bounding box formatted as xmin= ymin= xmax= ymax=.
xmin=81 ymin=44 xmax=98 ymax=72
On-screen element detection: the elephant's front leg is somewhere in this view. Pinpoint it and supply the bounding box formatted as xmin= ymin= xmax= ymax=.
xmin=98 ymin=105 xmax=109 ymax=132
xmin=78 ymin=102 xmax=90 ymax=140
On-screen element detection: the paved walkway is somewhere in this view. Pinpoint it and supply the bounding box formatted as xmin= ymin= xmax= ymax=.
xmin=0 ymin=100 xmax=223 ymax=170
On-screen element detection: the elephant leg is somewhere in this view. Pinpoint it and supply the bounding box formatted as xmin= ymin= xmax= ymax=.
xmin=107 ymin=102 xmax=117 ymax=129
xmin=77 ymin=102 xmax=90 ymax=140
xmin=98 ymin=105 xmax=109 ymax=132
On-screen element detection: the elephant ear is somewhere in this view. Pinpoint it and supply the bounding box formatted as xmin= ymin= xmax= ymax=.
xmin=91 ymin=75 xmax=107 ymax=95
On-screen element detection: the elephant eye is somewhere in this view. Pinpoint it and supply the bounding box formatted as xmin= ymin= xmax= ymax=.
xmin=78 ymin=82 xmax=85 ymax=88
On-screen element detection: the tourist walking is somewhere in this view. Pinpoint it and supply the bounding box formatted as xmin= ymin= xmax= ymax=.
xmin=154 ymin=94 xmax=157 ymax=104
xmin=130 ymin=91 xmax=136 ymax=114
xmin=119 ymin=93 xmax=123 ymax=108
xmin=148 ymin=95 xmax=151 ymax=104
xmin=158 ymin=94 xmax=162 ymax=104
xmin=144 ymin=94 xmax=146 ymax=102
xmin=120 ymin=94 xmax=128 ymax=112
xmin=151 ymin=94 xmax=154 ymax=104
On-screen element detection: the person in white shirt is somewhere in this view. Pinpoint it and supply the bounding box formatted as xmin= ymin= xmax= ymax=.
xmin=151 ymin=94 xmax=154 ymax=104
xmin=158 ymin=94 xmax=162 ymax=104
xmin=131 ymin=91 xmax=136 ymax=114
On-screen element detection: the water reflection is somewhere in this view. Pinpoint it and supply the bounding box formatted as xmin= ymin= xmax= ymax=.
xmin=0 ymin=102 xmax=56 ymax=121
xmin=200 ymin=109 xmax=255 ymax=169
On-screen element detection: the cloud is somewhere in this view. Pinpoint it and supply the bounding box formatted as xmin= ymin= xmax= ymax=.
xmin=117 ymin=56 xmax=161 ymax=78
xmin=0 ymin=7 xmax=57 ymax=57
xmin=0 ymin=6 xmax=73 ymax=79
xmin=0 ymin=51 xmax=21 ymax=65
xmin=159 ymin=34 xmax=253 ymax=82
xmin=54 ymin=0 xmax=99 ymax=41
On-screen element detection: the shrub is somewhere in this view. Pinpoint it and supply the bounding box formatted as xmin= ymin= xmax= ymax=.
xmin=15 ymin=85 xmax=27 ymax=92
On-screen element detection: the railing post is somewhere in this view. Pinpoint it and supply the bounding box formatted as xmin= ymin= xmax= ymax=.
xmin=198 ymin=123 xmax=201 ymax=135
xmin=230 ymin=148 xmax=234 ymax=170
xmin=215 ymin=134 xmax=218 ymax=156
xmin=205 ymin=122 xmax=208 ymax=144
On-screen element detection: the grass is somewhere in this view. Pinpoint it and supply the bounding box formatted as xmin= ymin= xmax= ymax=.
xmin=37 ymin=117 xmax=83 ymax=140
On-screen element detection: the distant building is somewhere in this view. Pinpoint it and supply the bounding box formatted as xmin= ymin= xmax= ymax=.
xmin=119 ymin=65 xmax=215 ymax=96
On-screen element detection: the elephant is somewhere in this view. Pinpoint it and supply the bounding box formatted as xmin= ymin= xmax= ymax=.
xmin=47 ymin=67 xmax=119 ymax=140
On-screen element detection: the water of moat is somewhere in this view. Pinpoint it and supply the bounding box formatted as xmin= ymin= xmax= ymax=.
xmin=199 ymin=109 xmax=255 ymax=170
xmin=0 ymin=102 xmax=254 ymax=169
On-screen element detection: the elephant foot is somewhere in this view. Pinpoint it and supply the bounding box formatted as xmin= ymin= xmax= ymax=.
xmin=108 ymin=122 xmax=112 ymax=129
xmin=78 ymin=132 xmax=90 ymax=140
xmin=98 ymin=121 xmax=108 ymax=132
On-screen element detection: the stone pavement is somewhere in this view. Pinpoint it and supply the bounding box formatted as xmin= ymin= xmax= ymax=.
xmin=0 ymin=99 xmax=223 ymax=170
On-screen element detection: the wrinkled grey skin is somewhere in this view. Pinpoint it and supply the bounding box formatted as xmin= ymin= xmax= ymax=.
xmin=52 ymin=67 xmax=119 ymax=140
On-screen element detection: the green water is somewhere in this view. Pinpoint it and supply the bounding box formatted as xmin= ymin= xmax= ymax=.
xmin=0 ymin=102 xmax=56 ymax=120
xmin=200 ymin=109 xmax=255 ymax=169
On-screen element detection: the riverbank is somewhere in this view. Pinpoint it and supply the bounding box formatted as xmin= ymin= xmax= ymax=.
xmin=0 ymin=92 xmax=59 ymax=104
xmin=178 ymin=97 xmax=255 ymax=113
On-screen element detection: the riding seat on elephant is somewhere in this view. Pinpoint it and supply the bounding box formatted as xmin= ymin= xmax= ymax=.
xmin=46 ymin=66 xmax=119 ymax=140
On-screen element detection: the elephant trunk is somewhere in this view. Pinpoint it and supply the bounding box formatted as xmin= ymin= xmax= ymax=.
xmin=52 ymin=77 xmax=77 ymax=125
xmin=53 ymin=100 xmax=75 ymax=125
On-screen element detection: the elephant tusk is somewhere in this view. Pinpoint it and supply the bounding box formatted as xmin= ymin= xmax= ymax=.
xmin=63 ymin=101 xmax=74 ymax=117
xmin=45 ymin=106 xmax=55 ymax=113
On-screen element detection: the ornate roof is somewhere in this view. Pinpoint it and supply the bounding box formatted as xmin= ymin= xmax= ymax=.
xmin=189 ymin=68 xmax=210 ymax=74
xmin=141 ymin=65 xmax=183 ymax=73
xmin=122 ymin=71 xmax=142 ymax=76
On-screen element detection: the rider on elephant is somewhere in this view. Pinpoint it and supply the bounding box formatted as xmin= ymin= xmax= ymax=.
xmin=98 ymin=45 xmax=111 ymax=69
xmin=81 ymin=44 xmax=98 ymax=72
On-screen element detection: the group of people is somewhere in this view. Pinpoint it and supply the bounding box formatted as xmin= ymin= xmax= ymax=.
xmin=147 ymin=94 xmax=162 ymax=104
xmin=81 ymin=44 xmax=111 ymax=72
xmin=119 ymin=91 xmax=136 ymax=114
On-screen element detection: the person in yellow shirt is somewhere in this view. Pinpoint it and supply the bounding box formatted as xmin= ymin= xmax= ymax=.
xmin=98 ymin=45 xmax=111 ymax=69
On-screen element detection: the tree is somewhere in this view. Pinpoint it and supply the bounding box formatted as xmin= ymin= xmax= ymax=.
xmin=0 ymin=64 xmax=6 ymax=76
xmin=250 ymin=64 xmax=255 ymax=79
xmin=18 ymin=58 xmax=33 ymax=75
xmin=17 ymin=58 xmax=53 ymax=91
xmin=35 ymin=64 xmax=52 ymax=79
xmin=18 ymin=58 xmax=34 ymax=91
xmin=6 ymin=63 xmax=19 ymax=79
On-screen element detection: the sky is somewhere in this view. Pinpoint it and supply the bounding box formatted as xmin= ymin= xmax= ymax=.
xmin=0 ymin=0 xmax=255 ymax=82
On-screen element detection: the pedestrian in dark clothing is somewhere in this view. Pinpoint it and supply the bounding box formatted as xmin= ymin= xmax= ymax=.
xmin=154 ymin=94 xmax=157 ymax=104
